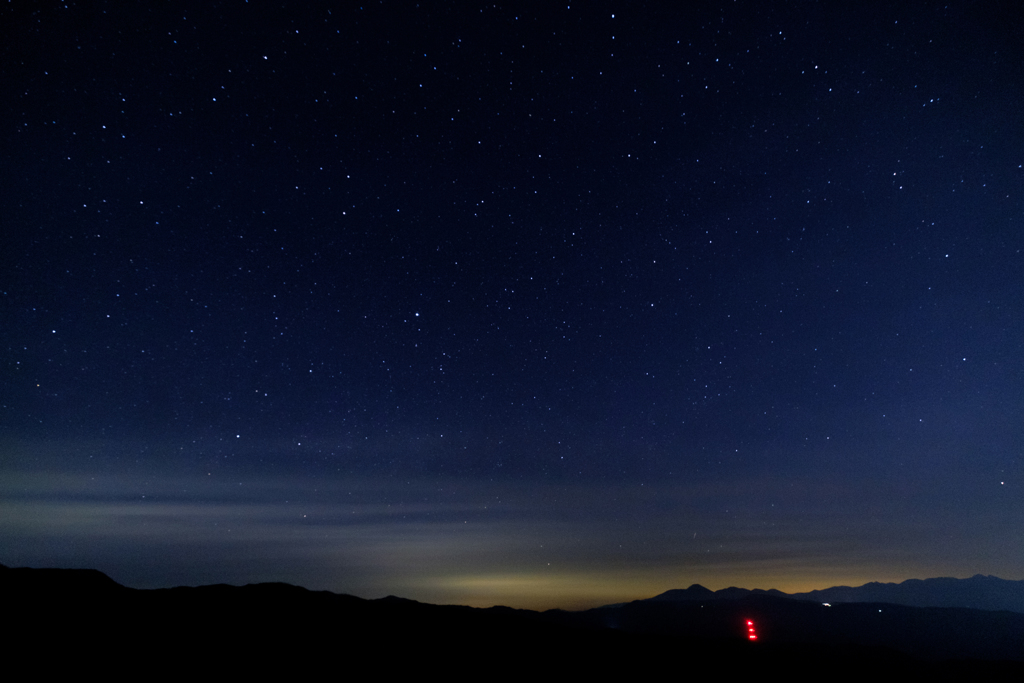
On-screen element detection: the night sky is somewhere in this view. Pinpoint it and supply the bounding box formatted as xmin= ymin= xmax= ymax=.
xmin=2 ymin=2 xmax=1022 ymax=610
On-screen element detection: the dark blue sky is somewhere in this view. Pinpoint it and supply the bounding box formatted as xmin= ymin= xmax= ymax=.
xmin=2 ymin=1 xmax=1022 ymax=609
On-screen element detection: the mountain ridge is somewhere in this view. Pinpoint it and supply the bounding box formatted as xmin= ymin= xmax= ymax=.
xmin=643 ymin=574 xmax=1024 ymax=614
xmin=3 ymin=563 xmax=1022 ymax=670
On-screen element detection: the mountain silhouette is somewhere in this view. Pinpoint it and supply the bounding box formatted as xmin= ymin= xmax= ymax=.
xmin=643 ymin=575 xmax=1024 ymax=614
xmin=3 ymin=564 xmax=1021 ymax=675
xmin=790 ymin=575 xmax=1024 ymax=613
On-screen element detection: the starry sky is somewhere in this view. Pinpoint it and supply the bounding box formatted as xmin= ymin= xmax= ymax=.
xmin=2 ymin=1 xmax=1022 ymax=610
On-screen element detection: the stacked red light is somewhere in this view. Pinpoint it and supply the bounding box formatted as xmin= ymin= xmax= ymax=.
xmin=746 ymin=619 xmax=757 ymax=641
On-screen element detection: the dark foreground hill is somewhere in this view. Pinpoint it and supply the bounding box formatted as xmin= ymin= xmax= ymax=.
xmin=2 ymin=564 xmax=1020 ymax=676
xmin=562 ymin=593 xmax=1024 ymax=664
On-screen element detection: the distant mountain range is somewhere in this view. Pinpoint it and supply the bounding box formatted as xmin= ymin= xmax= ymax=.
xmin=3 ymin=564 xmax=1022 ymax=673
xmin=644 ymin=575 xmax=1024 ymax=614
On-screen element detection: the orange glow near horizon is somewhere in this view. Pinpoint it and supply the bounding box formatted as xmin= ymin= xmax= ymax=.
xmin=405 ymin=564 xmax=948 ymax=611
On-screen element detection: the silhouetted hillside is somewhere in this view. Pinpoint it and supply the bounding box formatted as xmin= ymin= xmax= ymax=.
xmin=2 ymin=564 xmax=1020 ymax=676
xmin=571 ymin=592 xmax=1024 ymax=663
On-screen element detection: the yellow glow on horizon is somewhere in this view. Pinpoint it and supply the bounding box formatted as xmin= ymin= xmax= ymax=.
xmin=406 ymin=563 xmax=928 ymax=611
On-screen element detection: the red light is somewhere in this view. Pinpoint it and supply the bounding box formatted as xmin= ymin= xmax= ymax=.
xmin=745 ymin=619 xmax=758 ymax=642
